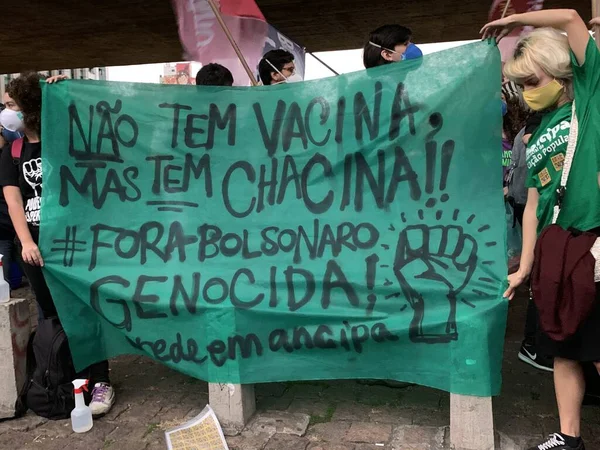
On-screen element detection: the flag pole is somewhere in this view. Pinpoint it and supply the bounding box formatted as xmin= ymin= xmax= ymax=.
xmin=308 ymin=52 xmax=339 ymax=76
xmin=501 ymin=0 xmax=511 ymax=19
xmin=593 ymin=0 xmax=600 ymax=49
xmin=206 ymin=0 xmax=259 ymax=86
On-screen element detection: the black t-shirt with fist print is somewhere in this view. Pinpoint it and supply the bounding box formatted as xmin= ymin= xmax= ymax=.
xmin=0 ymin=140 xmax=42 ymax=239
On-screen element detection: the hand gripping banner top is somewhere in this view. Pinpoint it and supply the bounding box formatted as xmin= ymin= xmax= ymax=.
xmin=40 ymin=40 xmax=507 ymax=397
xmin=488 ymin=0 xmax=546 ymax=61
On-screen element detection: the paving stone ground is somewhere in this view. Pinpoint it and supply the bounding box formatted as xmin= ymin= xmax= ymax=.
xmin=0 ymin=288 xmax=599 ymax=450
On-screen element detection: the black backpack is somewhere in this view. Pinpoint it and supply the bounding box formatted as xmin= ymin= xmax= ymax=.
xmin=15 ymin=317 xmax=77 ymax=420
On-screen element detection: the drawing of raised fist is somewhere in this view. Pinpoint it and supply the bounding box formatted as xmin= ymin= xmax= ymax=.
xmin=393 ymin=224 xmax=478 ymax=343
xmin=23 ymin=158 xmax=42 ymax=197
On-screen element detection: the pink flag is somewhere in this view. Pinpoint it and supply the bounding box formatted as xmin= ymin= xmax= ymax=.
xmin=488 ymin=0 xmax=545 ymax=61
xmin=171 ymin=0 xmax=269 ymax=85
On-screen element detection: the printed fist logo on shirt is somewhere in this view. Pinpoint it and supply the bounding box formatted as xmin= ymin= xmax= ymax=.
xmin=22 ymin=157 xmax=42 ymax=225
xmin=23 ymin=158 xmax=42 ymax=197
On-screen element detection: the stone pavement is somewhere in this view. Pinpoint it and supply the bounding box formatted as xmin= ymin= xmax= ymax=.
xmin=0 ymin=290 xmax=599 ymax=450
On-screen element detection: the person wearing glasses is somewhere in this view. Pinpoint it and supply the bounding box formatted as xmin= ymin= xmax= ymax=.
xmin=258 ymin=49 xmax=302 ymax=85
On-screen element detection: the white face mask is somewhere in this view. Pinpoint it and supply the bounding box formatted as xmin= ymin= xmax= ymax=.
xmin=284 ymin=73 xmax=303 ymax=83
xmin=0 ymin=108 xmax=24 ymax=132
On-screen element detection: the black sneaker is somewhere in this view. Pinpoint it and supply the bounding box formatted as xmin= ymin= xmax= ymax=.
xmin=518 ymin=342 xmax=554 ymax=372
xmin=528 ymin=433 xmax=585 ymax=450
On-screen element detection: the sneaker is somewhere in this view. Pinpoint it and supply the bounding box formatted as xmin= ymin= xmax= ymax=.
xmin=89 ymin=382 xmax=115 ymax=417
xmin=528 ymin=433 xmax=585 ymax=450
xmin=518 ymin=342 xmax=554 ymax=372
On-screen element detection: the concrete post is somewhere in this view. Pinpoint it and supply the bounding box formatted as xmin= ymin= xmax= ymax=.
xmin=0 ymin=298 xmax=32 ymax=419
xmin=209 ymin=383 xmax=255 ymax=435
xmin=450 ymin=393 xmax=495 ymax=450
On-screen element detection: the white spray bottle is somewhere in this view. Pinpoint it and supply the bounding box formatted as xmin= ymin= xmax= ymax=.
xmin=0 ymin=254 xmax=10 ymax=303
xmin=71 ymin=379 xmax=93 ymax=433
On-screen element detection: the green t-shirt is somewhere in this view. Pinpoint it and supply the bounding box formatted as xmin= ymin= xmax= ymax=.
xmin=525 ymin=38 xmax=600 ymax=234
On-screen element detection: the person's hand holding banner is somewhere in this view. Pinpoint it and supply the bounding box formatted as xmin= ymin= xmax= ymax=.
xmin=21 ymin=241 xmax=44 ymax=267
xmin=485 ymin=0 xmax=547 ymax=60
xmin=481 ymin=16 xmax=523 ymax=42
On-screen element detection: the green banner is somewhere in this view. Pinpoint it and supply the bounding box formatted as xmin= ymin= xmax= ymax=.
xmin=41 ymin=41 xmax=507 ymax=396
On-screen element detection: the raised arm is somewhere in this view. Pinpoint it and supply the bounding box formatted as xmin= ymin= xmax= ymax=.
xmin=481 ymin=9 xmax=590 ymax=65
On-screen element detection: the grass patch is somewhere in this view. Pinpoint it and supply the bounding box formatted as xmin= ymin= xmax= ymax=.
xmin=143 ymin=423 xmax=160 ymax=438
xmin=309 ymin=405 xmax=336 ymax=426
xmin=103 ymin=440 xmax=114 ymax=449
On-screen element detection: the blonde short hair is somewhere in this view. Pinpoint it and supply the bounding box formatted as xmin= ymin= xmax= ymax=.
xmin=504 ymin=28 xmax=573 ymax=96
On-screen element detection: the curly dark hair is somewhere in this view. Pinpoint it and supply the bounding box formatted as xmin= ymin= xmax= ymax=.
xmin=503 ymin=95 xmax=531 ymax=144
xmin=6 ymin=72 xmax=45 ymax=136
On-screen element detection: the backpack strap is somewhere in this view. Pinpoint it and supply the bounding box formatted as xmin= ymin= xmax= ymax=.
xmin=11 ymin=137 xmax=24 ymax=161
xmin=552 ymin=102 xmax=577 ymax=224
xmin=14 ymin=331 xmax=36 ymax=417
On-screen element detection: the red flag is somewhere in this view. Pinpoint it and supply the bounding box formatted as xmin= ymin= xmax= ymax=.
xmin=171 ymin=0 xmax=268 ymax=85
xmin=488 ymin=0 xmax=545 ymax=61
xmin=218 ymin=0 xmax=264 ymax=18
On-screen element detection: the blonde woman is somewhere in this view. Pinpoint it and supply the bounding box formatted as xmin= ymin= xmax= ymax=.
xmin=482 ymin=10 xmax=600 ymax=450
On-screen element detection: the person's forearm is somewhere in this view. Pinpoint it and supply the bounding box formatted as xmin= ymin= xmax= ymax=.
xmin=7 ymin=204 xmax=34 ymax=245
xmin=512 ymin=9 xmax=579 ymax=31
xmin=519 ymin=202 xmax=538 ymax=276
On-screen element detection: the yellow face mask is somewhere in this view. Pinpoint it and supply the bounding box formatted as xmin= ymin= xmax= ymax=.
xmin=522 ymin=79 xmax=565 ymax=111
